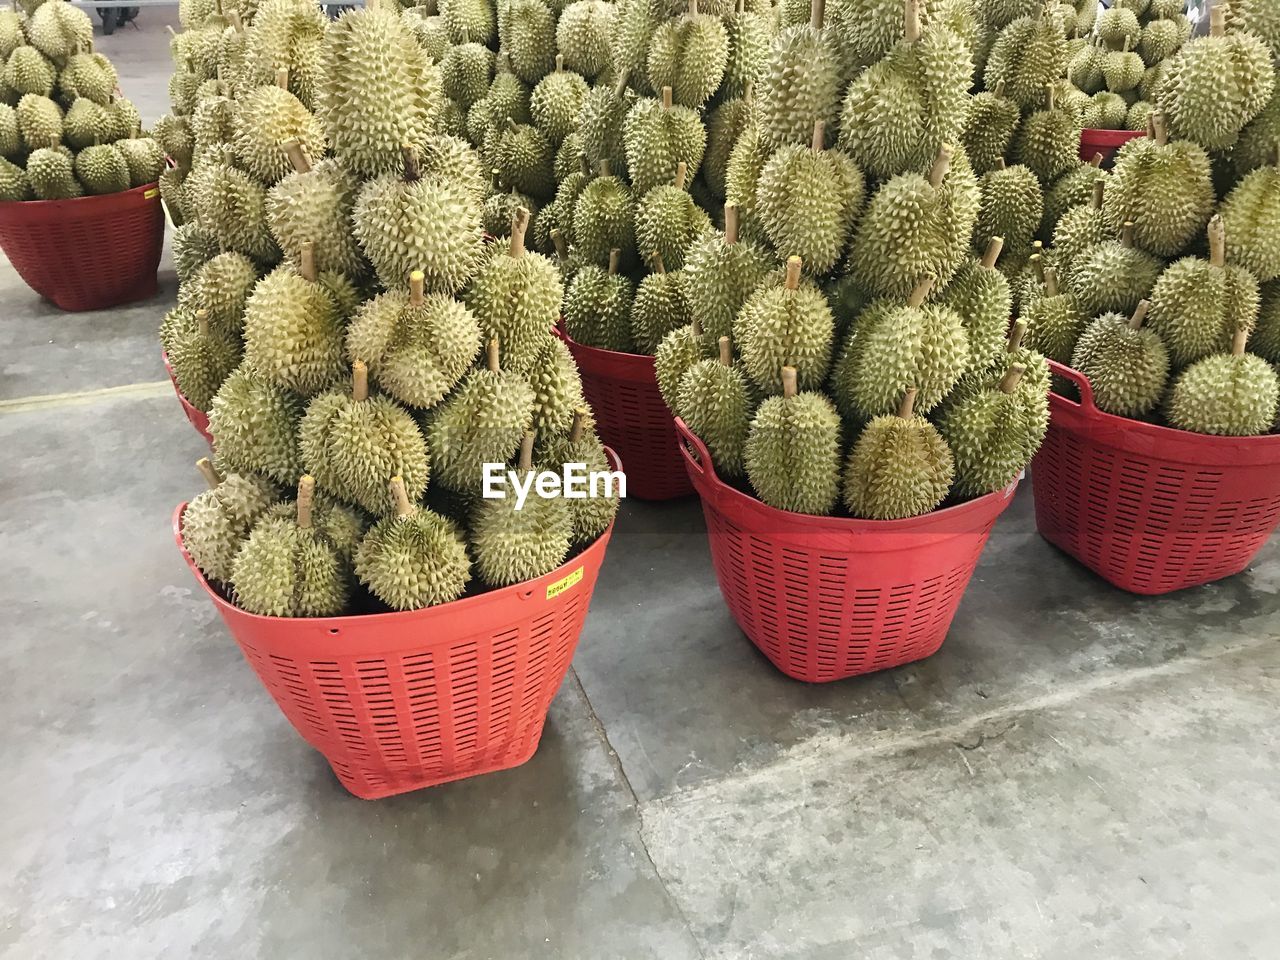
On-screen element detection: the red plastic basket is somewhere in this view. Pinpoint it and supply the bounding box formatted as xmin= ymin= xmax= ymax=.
xmin=0 ymin=182 xmax=164 ymax=311
xmin=1031 ymin=362 xmax=1280 ymax=595
xmin=161 ymin=349 xmax=214 ymax=446
xmin=675 ymin=418 xmax=1020 ymax=683
xmin=1079 ymin=128 xmax=1145 ymax=168
xmin=558 ymin=326 xmax=693 ymax=500
xmin=174 ymin=451 xmax=619 ymax=799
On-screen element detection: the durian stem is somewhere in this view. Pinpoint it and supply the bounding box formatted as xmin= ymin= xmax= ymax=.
xmin=809 ymin=0 xmax=825 ymax=31
xmin=784 ymin=256 xmax=802 ymax=291
xmin=555 ymin=53 xmax=564 ymax=73
xmin=228 ymin=9 xmax=243 ymax=32
xmin=196 ymin=457 xmax=221 ymax=490
xmin=196 ymin=308 xmax=210 ymax=337
xmin=651 ymin=252 xmax=666 ymax=273
xmin=981 ymin=237 xmax=1004 ymax=270
xmin=994 ymin=79 xmax=1005 ymax=99
xmin=509 ymin=206 xmax=530 ymax=257
xmin=1151 ymin=111 xmax=1168 ymax=146
xmin=999 ymin=364 xmax=1026 ymax=394
xmin=908 ymin=276 xmax=934 ymax=308
xmin=579 ymin=154 xmax=590 ymax=177
xmin=401 ymin=144 xmax=420 ymax=182
xmin=689 ymin=0 xmax=697 ymax=14
xmin=299 ymin=242 xmax=317 ymax=282
xmin=550 ymin=228 xmax=569 ymax=261
xmin=275 ymin=67 xmax=289 ymax=90
xmin=519 ymin=432 xmax=536 ymax=471
xmin=928 ymin=146 xmax=953 ymax=188
xmin=1208 ymin=215 xmax=1226 ymax=268
xmin=608 ymin=248 xmax=621 ymax=276
xmin=1089 ymin=152 xmax=1103 ymax=167
xmin=897 ymin=388 xmax=918 ymax=419
xmin=296 ymin=476 xmax=316 ymax=530
xmin=661 ymin=86 xmax=673 ymax=110
xmin=185 ymin=57 xmax=195 ymax=74
xmin=389 ymin=476 xmax=414 ymax=518
xmin=282 ymin=139 xmax=311 ymax=174
xmin=903 ymin=0 xmax=920 ymax=43
xmin=724 ymin=203 xmax=740 ymax=244
xmin=1232 ymin=328 xmax=1249 ymax=356
xmin=781 ymin=366 xmax=798 ymax=399
xmin=737 ymin=0 xmax=744 ymax=13
xmin=1007 ymin=319 xmax=1028 ymax=353
xmin=612 ymin=70 xmax=630 ymax=98
xmin=1030 ymin=252 xmax=1043 ymax=281
xmin=995 ymin=158 xmax=1006 ymax=170
xmin=1045 ymin=84 xmax=1055 ymax=113
xmin=1045 ymin=265 xmax=1059 ymax=297
xmin=1210 ymin=6 xmax=1225 ymax=36
xmin=810 ymin=119 xmax=825 ymax=152
xmin=1091 ymin=178 xmax=1105 ymax=210
xmin=487 ymin=338 xmax=501 ymax=372
xmin=409 ymin=270 xmax=425 ymax=306
xmin=1129 ymin=300 xmax=1150 ymax=330
xmin=570 ymin=408 xmax=587 ymax=444
xmin=718 ymin=336 xmax=732 ymax=366
xmin=352 ymin=360 xmax=369 ymax=401
xmin=674 ymin=161 xmax=687 ymax=190
xmin=1121 ymin=221 xmax=1135 ymax=248
xmin=599 ymin=159 xmax=611 ymax=177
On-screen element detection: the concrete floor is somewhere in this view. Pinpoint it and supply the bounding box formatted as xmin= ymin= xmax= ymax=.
xmin=3 ymin=13 xmax=1280 ymax=960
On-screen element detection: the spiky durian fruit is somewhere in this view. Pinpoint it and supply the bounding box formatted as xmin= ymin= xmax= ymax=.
xmin=535 ymin=408 xmax=618 ymax=542
xmin=974 ymin=159 xmax=1043 ymax=264
xmin=1023 ymin=265 xmax=1085 ymax=364
xmin=442 ymin=0 xmax=496 ymax=44
xmin=676 ymin=335 xmax=751 ymax=477
xmin=354 ymin=145 xmax=483 ymax=292
xmin=938 ymin=238 xmax=1012 ymax=373
xmin=609 ymin=0 xmax=661 ymax=99
xmin=1068 ymin=38 xmax=1107 ymax=94
xmin=5 ymin=46 xmax=55 ymax=99
xmin=62 ymin=98 xmax=112 ymax=150
xmin=1147 ymin=216 xmax=1260 ymax=368
xmin=1013 ymin=84 xmax=1082 ymax=182
xmin=683 ymin=204 xmax=772 ymax=342
xmin=261 ymin=490 xmax=366 ymax=564
xmin=1138 ymin=14 xmax=1189 ymax=67
xmin=183 ymin=459 xmax=279 ymax=584
xmin=0 ymin=10 xmax=22 ymax=61
xmin=167 ymin=308 xmax=243 ymax=411
xmin=115 ymin=134 xmax=166 ymax=188
xmin=104 ymin=95 xmax=140 ymax=143
xmin=623 ymin=86 xmax=707 ymax=195
xmin=483 ymin=185 xmax=540 ymax=239
xmin=1040 ymin=155 xmax=1104 ymax=240
xmin=420 ymin=134 xmax=487 ymax=204
xmin=757 ymin=120 xmax=865 ymax=275
xmin=1257 ymin=282 xmax=1280 ymax=364
xmin=490 ymin=117 xmax=555 ymax=198
xmin=630 ymin=255 xmax=692 ymax=354
xmin=1053 ymin=178 xmax=1108 ymax=280
xmin=734 ymin=256 xmax=835 ymax=394
xmin=1219 ymin=156 xmax=1280 ymax=284
xmin=527 ymin=335 xmax=586 ymax=435
xmin=153 ymin=114 xmax=193 ymax=166
xmin=848 ymin=145 xmax=979 ymax=299
xmin=16 ymin=93 xmax=61 ymax=150
xmin=232 ymin=69 xmax=325 ymax=186
xmin=723 ymin=121 xmax=770 ymax=224
xmin=937 ymin=363 xmax=1042 ymax=496
xmin=575 ymin=74 xmax=633 ymax=178
xmin=557 ymin=0 xmax=615 ymax=80
xmin=242 ymin=247 xmax=345 ymax=397
xmin=442 ymin=37 xmax=494 ymax=111
xmin=634 ymin=161 xmax=713 ymax=271
xmin=27 ymin=2 xmax=92 ymax=61
xmin=464 ymin=208 xmax=561 ymax=375
xmin=180 ymin=252 xmax=259 ymax=336
xmin=1097 ymin=6 xmax=1140 ymax=49
xmin=703 ymin=93 xmax=752 ymax=200
xmin=318 ymin=4 xmax=439 ymax=178
xmin=1069 ymin=221 xmax=1163 ymax=317
xmin=1102 ymin=36 xmax=1145 ymax=93
xmin=984 ymin=7 xmax=1068 ymax=111
xmin=499 ymin=0 xmax=555 ymax=84
xmin=1069 ymin=300 xmax=1169 ymax=416
xmin=58 ymin=50 xmax=116 ymax=105
xmin=1158 ymin=8 xmax=1274 ymax=152
xmin=230 ymin=477 xmax=351 ymax=617
xmin=428 ymin=339 xmax=536 ymax=493
xmin=647 ymin=0 xmax=729 ymax=108
xmin=843 ymin=387 xmax=953 ymax=519
xmin=189 ymin=146 xmax=278 ymax=261
xmin=74 ymin=143 xmax=128 ymax=195
xmin=347 ymin=270 xmax=481 ymax=409
xmin=1231 ymin=87 xmax=1280 ymax=183
xmin=960 ymin=80 xmax=1021 ymax=174
xmin=355 ymin=476 xmax=471 ymax=610
xmin=722 ymin=0 xmax=769 ymax=98
xmin=266 ymin=142 xmax=365 ymax=280
xmin=656 ymin=317 xmax=713 ymax=408
xmin=1167 ymin=330 xmax=1279 ymax=436
xmin=531 ymin=56 xmax=588 ymax=147
xmin=243 ymin=0 xmax=326 ymax=108
xmin=1081 ymin=90 xmax=1129 ymax=130
xmin=0 ymin=156 xmax=30 ymax=200
xmin=755 ymin=0 xmax=842 ymax=150
xmin=744 ymin=365 xmax=841 ymax=515
xmin=173 ymin=223 xmax=219 ymax=284
xmin=208 ymin=365 xmax=304 ymax=484
xmin=563 ymin=248 xmax=635 ymax=351
xmin=572 ymin=161 xmax=636 ymax=266
xmin=0 ymin=104 xmax=18 ymax=158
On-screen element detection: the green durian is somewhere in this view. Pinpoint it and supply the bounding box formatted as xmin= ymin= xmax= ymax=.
xmin=938 ymin=238 xmax=1013 ymax=373
xmin=498 ymin=0 xmax=555 ymax=84
xmin=181 ymin=252 xmax=259 ymax=336
xmin=527 ymin=335 xmax=586 ymax=435
xmin=58 ymin=51 xmax=116 ymax=105
xmin=74 ymin=143 xmax=129 ymax=195
xmin=28 ymin=1 xmax=91 ymax=60
xmin=1068 ymin=221 xmax=1163 ymax=316
xmin=232 ymin=71 xmax=325 ymax=186
xmin=1068 ymin=37 xmax=1107 ymax=94
xmin=682 ymin=203 xmax=772 ymax=342
xmin=1069 ymin=300 xmax=1169 ymax=416
xmin=1013 ymin=85 xmax=1083 ymax=180
xmin=1039 ymin=156 xmax=1104 ymax=240
xmin=173 ymin=223 xmax=220 ymax=284
xmin=572 ymin=162 xmax=636 ymax=266
xmin=1231 ymin=87 xmax=1280 ymax=183
xmin=182 ymin=459 xmax=279 ymax=584
xmin=208 ymin=365 xmax=304 ymax=485
xmin=242 ymin=253 xmax=346 ymax=397
xmin=483 ymin=56 xmax=534 ymax=127
xmin=0 ymin=155 xmax=29 ymax=199
xmin=974 ymin=160 xmax=1043 ymax=263
xmin=167 ymin=308 xmax=243 ymax=411
xmin=563 ymin=248 xmax=636 ymax=351
xmin=1219 ymin=157 xmax=1280 ymax=284
xmin=535 ymin=408 xmax=618 ymax=542
xmin=630 ymin=255 xmax=692 ymax=354
xmin=722 ymin=1 xmax=770 ymax=98
xmin=623 ymin=86 xmax=707 ymax=195
xmin=1256 ymin=282 xmax=1280 ymax=364
xmin=1102 ymin=37 xmax=1145 ymax=93
xmin=843 ymin=387 xmax=954 ymax=519
xmin=153 ymin=113 xmax=194 ymax=165
xmin=1052 ymin=177 xmax=1108 ymax=281
xmin=267 ymin=145 xmax=367 ymax=280
xmin=723 ymin=120 xmax=769 ymax=224
xmin=5 ymin=46 xmax=54 ymax=98
xmin=16 ymin=92 xmax=61 ymax=150
xmin=530 ymin=56 xmax=588 ymax=146
xmin=703 ymin=93 xmax=753 ymax=199
xmin=1167 ymin=330 xmax=1279 ymax=436
xmin=610 ymin=0 xmax=662 ymax=99
xmin=1138 ymin=14 xmax=1190 ymax=67
xmin=1023 ymin=264 xmax=1085 ymax=364
xmin=656 ymin=317 xmax=713 ymax=408
xmin=984 ymin=9 xmax=1068 ymax=111
xmin=261 ymin=491 xmax=367 ymax=564
xmin=960 ymin=81 xmax=1021 ymax=174
xmin=168 ymin=59 xmax=201 ymax=116
xmin=577 ymin=74 xmax=634 ymax=178
xmin=0 ymin=10 xmax=22 ymax=61
xmin=442 ymin=0 xmax=496 ymax=44
xmin=189 ymin=146 xmax=279 ymax=261
xmin=442 ymin=38 xmax=495 ymax=111
xmin=556 ymin=0 xmax=616 ymax=80
xmin=1097 ymin=6 xmax=1140 ymax=49
xmin=634 ymin=161 xmax=713 ymax=271
xmin=115 ymin=135 xmax=166 ymax=188
xmin=243 ymin=0 xmax=327 ymax=108
xmin=938 ymin=362 xmax=1046 ymax=497
xmin=676 ymin=335 xmax=752 ymax=477
xmin=491 ymin=117 xmax=555 ymax=198
xmin=420 ymin=133 xmax=488 ymax=204
xmin=1080 ymin=91 xmax=1131 ymax=129
xmin=63 ymin=97 xmax=115 ymax=150
xmin=744 ymin=365 xmax=842 ymax=515
xmin=734 ymin=256 xmax=835 ymax=394
xmin=0 ymin=103 xmax=18 ymax=157
xmin=755 ymin=4 xmax=842 ymax=151
xmin=647 ymin=0 xmax=729 ymax=108
xmin=482 ymin=185 xmax=540 ymax=239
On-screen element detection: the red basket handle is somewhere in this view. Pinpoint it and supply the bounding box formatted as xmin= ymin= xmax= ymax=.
xmin=673 ymin=416 xmax=714 ymax=483
xmin=1047 ymin=360 xmax=1098 ymax=412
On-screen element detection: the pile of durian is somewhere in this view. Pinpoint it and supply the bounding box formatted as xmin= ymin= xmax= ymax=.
xmin=0 ymin=0 xmax=163 ymax=200
xmin=161 ymin=0 xmax=619 ymax=618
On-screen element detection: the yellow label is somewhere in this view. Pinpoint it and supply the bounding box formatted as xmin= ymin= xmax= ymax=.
xmin=546 ymin=566 xmax=584 ymax=600
xmin=144 ymin=188 xmax=159 ymax=199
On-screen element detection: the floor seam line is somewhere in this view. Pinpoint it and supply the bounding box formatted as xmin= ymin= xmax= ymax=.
xmin=0 ymin=380 xmax=174 ymax=413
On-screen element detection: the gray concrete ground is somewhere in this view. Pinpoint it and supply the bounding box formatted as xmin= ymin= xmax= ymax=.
xmin=3 ymin=13 xmax=1280 ymax=960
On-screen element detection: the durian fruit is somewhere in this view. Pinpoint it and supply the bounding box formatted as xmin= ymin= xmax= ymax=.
xmin=842 ymin=387 xmax=954 ymax=519
xmin=1068 ymin=221 xmax=1163 ymax=317
xmin=58 ymin=100 xmax=109 ymax=153
xmin=243 ymin=0 xmax=327 ymax=107
xmin=58 ymin=50 xmax=116 ymax=106
xmin=355 ymin=476 xmax=471 ymax=610
xmin=1231 ymin=87 xmax=1280 ymax=183
xmin=937 ymin=363 xmax=1043 ymax=497
xmin=208 ymin=365 xmax=304 ymax=484
xmin=168 ymin=308 xmax=243 ymax=411
xmin=1068 ymin=37 xmax=1107 ymax=94
xmin=189 ymin=146 xmax=278 ymax=261
xmin=1081 ymin=90 xmax=1130 ymax=130
xmin=577 ymin=73 xmax=634 ymax=179
xmin=1257 ymin=282 xmax=1280 ymax=364
xmin=572 ymin=160 xmax=636 ymax=266
xmin=563 ymin=248 xmax=636 ymax=351
xmin=74 ymin=143 xmax=129 ymax=195
xmin=183 ymin=458 xmax=279 ymax=584
xmin=938 ymin=237 xmax=1013 ymax=373
xmin=0 ymin=156 xmax=30 ymax=200
xmin=974 ymin=159 xmax=1043 ymax=264
xmin=744 ymin=365 xmax=842 ymax=515
xmin=1023 ymin=265 xmax=1085 ymax=365
xmin=232 ymin=68 xmax=325 ymax=186
xmin=647 ymin=0 xmax=729 ymax=108
xmin=464 ymin=207 xmax=561 ymax=375
xmin=173 ymin=223 xmax=220 ymax=284
xmin=499 ymin=0 xmax=555 ymax=84
xmin=0 ymin=10 xmax=22 ymax=61
xmin=735 ymin=256 xmax=835 ymax=394
xmin=491 ymin=117 xmax=555 ymax=198
xmin=242 ymin=244 xmax=345 ymax=397
xmin=482 ymin=183 xmax=540 ymax=239
xmin=960 ymin=80 xmax=1021 ymax=174
xmin=347 ymin=270 xmax=482 ymax=409
xmin=1069 ymin=300 xmax=1169 ymax=416
xmin=1052 ymin=177 xmax=1108 ymax=280
xmin=1147 ymin=216 xmax=1261 ymax=368
xmin=317 ymin=4 xmax=439 ymax=178
xmin=1102 ymin=36 xmax=1145 ymax=94
xmin=1097 ymin=6 xmax=1140 ymax=50
xmin=1138 ymin=13 xmax=1190 ymax=67
xmin=16 ymin=93 xmax=61 ymax=150
xmin=1102 ymin=111 xmax=1213 ymax=258
xmin=300 ymin=361 xmax=430 ymax=515
xmin=442 ymin=0 xmax=497 ymax=45
xmin=231 ymin=476 xmax=351 ymax=617
xmin=630 ymin=254 xmax=692 ymax=354
xmin=1167 ymin=329 xmax=1279 ymax=436
xmin=0 ymin=104 xmax=18 ymax=157
xmin=683 ymin=204 xmax=772 ymax=342
xmin=1158 ymin=7 xmax=1274 ymax=153
xmin=609 ymin=0 xmax=661 ymax=100
xmin=428 ymin=339 xmax=536 ymax=493
xmin=1219 ymin=153 xmax=1280 ymax=284
xmin=758 ymin=120 xmax=865 ymax=276
xmin=984 ymin=6 xmax=1068 ymax=111
xmin=634 ymin=161 xmax=713 ymax=271
xmin=5 ymin=46 xmax=55 ymax=98
xmin=115 ymin=132 xmax=166 ymax=188
xmin=267 ymin=141 xmax=366 ymax=280
xmin=103 ymin=95 xmax=140 ymax=144
xmin=353 ymin=145 xmax=484 ymax=292
xmin=471 ymin=431 xmax=573 ymax=587
xmin=754 ymin=0 xmax=842 ymax=151
xmin=442 ymin=34 xmax=495 ymax=111
xmin=1013 ymin=84 xmax=1082 ymax=182
xmin=536 ymin=407 xmax=618 ymax=542
xmin=723 ymin=120 xmax=770 ymax=225
xmin=181 ymin=252 xmax=259 ymax=335
xmin=623 ymin=85 xmax=708 ymax=196
xmin=153 ymin=114 xmax=193 ymax=166
xmin=527 ymin=335 xmax=586 ymax=435
xmin=843 ymin=276 xmax=969 ymax=418
xmin=1039 ymin=154 xmax=1103 ymax=241
xmin=721 ymin=0 xmax=770 ymax=98
xmin=556 ymin=0 xmax=616 ymax=81
xmin=531 ymin=55 xmax=588 ymax=147
xmin=703 ymin=91 xmax=752 ymax=200
xmin=676 ymin=335 xmax=752 ymax=477
xmin=656 ymin=315 xmax=713 ymax=408
xmin=27 ymin=2 xmax=90 ymax=62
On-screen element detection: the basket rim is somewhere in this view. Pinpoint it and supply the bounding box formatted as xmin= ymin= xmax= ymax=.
xmin=1079 ymin=128 xmax=1147 ymax=144
xmin=0 ymin=180 xmax=160 ymax=214
xmin=556 ymin=320 xmax=657 ymax=363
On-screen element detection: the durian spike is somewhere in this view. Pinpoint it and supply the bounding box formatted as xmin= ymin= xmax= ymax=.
xmin=673 ymin=161 xmax=687 ymax=190
xmin=1091 ymin=178 xmax=1105 ymax=209
xmin=928 ymin=146 xmax=953 ymax=188
xmin=409 ymin=270 xmax=426 ymax=307
xmin=1045 ymin=84 xmax=1056 ymax=113
xmin=1029 ymin=252 xmax=1043 ymax=282
xmin=519 ymin=432 xmax=536 ymax=471
xmin=994 ymin=80 xmax=1006 ymax=99
xmin=1128 ymin=300 xmax=1150 ymax=330
xmin=227 ymin=9 xmax=243 ymax=32
xmin=907 ymin=276 xmax=934 ymax=308
xmin=299 ymin=242 xmax=317 ymax=283
xmin=718 ymin=336 xmax=732 ymax=366
xmin=1232 ymin=328 xmax=1249 ymax=356
xmin=389 ymin=476 xmax=414 ymax=518
xmin=1007 ymin=319 xmax=1028 ymax=352
xmin=651 ymin=251 xmax=666 ymax=273
xmin=724 ymin=203 xmax=740 ymax=244
xmin=486 ymin=338 xmax=501 ymax=372
xmin=555 ymin=54 xmax=564 ymax=73
xmin=904 ymin=0 xmax=921 ymax=43
xmin=608 ymin=248 xmax=621 ymax=276
xmin=599 ymin=159 xmax=611 ymax=177
xmin=810 ymin=120 xmax=825 ymax=152
xmin=981 ymin=237 xmax=1004 ymax=269
xmin=296 ymin=476 xmax=316 ymax=529
xmin=196 ymin=308 xmax=210 ymax=337
xmin=1208 ymin=215 xmax=1226 ymax=268
xmin=809 ymin=0 xmax=825 ymax=31
xmin=508 ymin=207 xmax=531 ymax=257
xmin=282 ymin=139 xmax=311 ymax=174
xmin=897 ymin=387 xmax=918 ymax=419
xmin=570 ymin=407 xmax=588 ymax=444
xmin=1089 ymin=152 xmax=1104 ymax=167
xmin=1121 ymin=221 xmax=1136 ymax=248
xmin=275 ymin=67 xmax=289 ymax=90
xmin=784 ymin=256 xmax=803 ymax=291
xmin=999 ymin=364 xmax=1027 ymax=394
xmin=550 ymin=228 xmax=569 ymax=262
xmin=401 ymin=144 xmax=421 ymax=182
xmin=661 ymin=86 xmax=673 ymax=111
xmin=781 ymin=365 xmax=799 ymax=399
xmin=352 ymin=360 xmax=370 ymax=401
xmin=1151 ymin=111 xmax=1168 ymax=147
xmin=1210 ymin=5 xmax=1225 ymax=36
xmin=1045 ymin=265 xmax=1059 ymax=297
xmin=196 ymin=457 xmax=221 ymax=489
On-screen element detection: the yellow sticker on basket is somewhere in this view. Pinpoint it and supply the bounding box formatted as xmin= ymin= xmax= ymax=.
xmin=546 ymin=566 xmax=584 ymax=600
xmin=144 ymin=188 xmax=159 ymax=199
